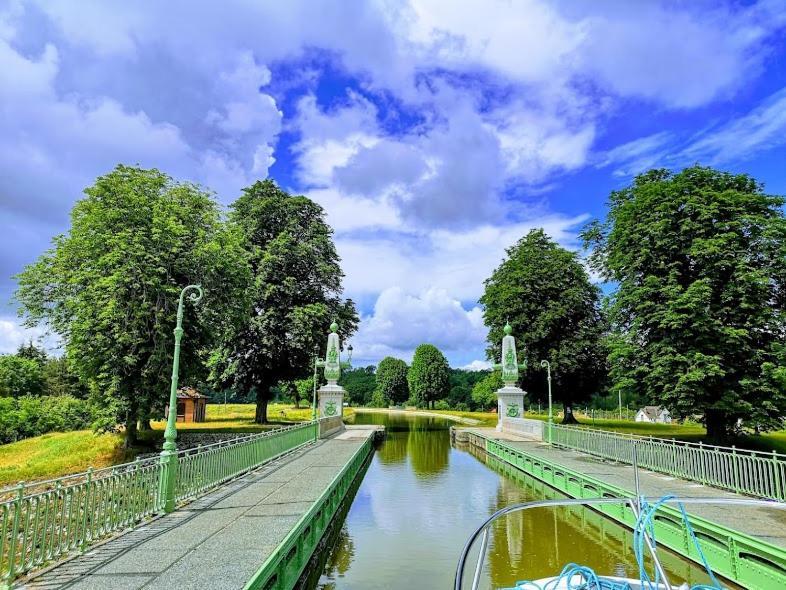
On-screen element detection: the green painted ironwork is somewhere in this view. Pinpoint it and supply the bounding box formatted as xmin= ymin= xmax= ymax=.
xmin=546 ymin=422 xmax=786 ymax=501
xmin=175 ymin=422 xmax=317 ymax=501
xmin=469 ymin=431 xmax=786 ymax=590
xmin=0 ymin=421 xmax=317 ymax=588
xmin=243 ymin=435 xmax=374 ymax=590
xmin=159 ymin=284 xmax=203 ymax=514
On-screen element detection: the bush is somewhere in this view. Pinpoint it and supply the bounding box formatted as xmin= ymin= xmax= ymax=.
xmin=434 ymin=400 xmax=451 ymax=410
xmin=370 ymin=389 xmax=388 ymax=408
xmin=0 ymin=395 xmax=94 ymax=444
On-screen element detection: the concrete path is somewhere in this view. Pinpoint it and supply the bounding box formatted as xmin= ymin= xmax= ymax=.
xmin=467 ymin=427 xmax=786 ymax=547
xmin=20 ymin=428 xmax=379 ymax=590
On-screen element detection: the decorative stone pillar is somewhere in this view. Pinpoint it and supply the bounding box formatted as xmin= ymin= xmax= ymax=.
xmin=318 ymin=322 xmax=346 ymax=419
xmin=494 ymin=323 xmax=527 ymax=431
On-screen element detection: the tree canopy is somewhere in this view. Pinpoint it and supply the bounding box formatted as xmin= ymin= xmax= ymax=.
xmin=480 ymin=229 xmax=607 ymax=422
xmin=16 ymin=165 xmax=249 ymax=443
xmin=210 ymin=180 xmax=358 ymax=423
xmin=471 ymin=371 xmax=501 ymax=411
xmin=582 ymin=166 xmax=786 ymax=438
xmin=340 ymin=366 xmax=376 ymax=406
xmin=375 ymin=357 xmax=409 ymax=406
xmin=408 ymin=344 xmax=450 ymax=408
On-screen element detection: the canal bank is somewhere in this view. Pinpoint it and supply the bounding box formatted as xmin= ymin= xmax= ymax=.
xmin=315 ymin=412 xmax=723 ymax=589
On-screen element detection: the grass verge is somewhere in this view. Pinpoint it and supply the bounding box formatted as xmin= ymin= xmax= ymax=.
xmin=0 ymin=403 xmax=345 ymax=487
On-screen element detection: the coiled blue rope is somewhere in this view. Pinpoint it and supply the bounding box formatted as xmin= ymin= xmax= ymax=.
xmin=512 ymin=495 xmax=724 ymax=590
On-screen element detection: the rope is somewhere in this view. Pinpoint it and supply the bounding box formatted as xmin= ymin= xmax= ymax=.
xmin=511 ymin=495 xmax=724 ymax=590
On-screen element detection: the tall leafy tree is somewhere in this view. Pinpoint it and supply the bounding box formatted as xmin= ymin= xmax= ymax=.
xmin=583 ymin=166 xmax=786 ymax=438
xmin=16 ymin=165 xmax=249 ymax=444
xmin=0 ymin=354 xmax=45 ymax=397
xmin=408 ymin=344 xmax=450 ymax=408
xmin=375 ymin=357 xmax=409 ymax=406
xmin=471 ymin=371 xmax=501 ymax=411
xmin=480 ymin=229 xmax=607 ymax=423
xmin=211 ymin=180 xmax=358 ymax=423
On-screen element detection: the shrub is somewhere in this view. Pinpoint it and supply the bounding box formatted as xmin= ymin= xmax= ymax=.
xmin=434 ymin=400 xmax=451 ymax=410
xmin=0 ymin=395 xmax=94 ymax=444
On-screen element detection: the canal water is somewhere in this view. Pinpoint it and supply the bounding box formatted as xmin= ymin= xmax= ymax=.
xmin=314 ymin=412 xmax=726 ymax=590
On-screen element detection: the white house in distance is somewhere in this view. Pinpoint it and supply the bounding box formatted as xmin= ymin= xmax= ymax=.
xmin=635 ymin=406 xmax=672 ymax=423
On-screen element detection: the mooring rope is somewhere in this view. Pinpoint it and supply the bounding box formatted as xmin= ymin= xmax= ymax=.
xmin=512 ymin=495 xmax=724 ymax=590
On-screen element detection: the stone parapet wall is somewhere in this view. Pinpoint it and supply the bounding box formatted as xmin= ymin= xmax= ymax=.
xmin=500 ymin=417 xmax=543 ymax=440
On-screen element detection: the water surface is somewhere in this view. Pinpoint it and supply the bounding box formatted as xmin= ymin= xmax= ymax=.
xmin=315 ymin=412 xmax=724 ymax=589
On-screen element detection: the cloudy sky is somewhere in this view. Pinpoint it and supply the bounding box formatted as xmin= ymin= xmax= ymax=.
xmin=2 ymin=0 xmax=786 ymax=368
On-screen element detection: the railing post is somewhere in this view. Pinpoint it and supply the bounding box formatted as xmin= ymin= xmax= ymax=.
xmin=79 ymin=468 xmax=93 ymax=551
xmin=5 ymin=482 xmax=25 ymax=588
xmin=732 ymin=446 xmax=740 ymax=492
xmin=773 ymin=450 xmax=782 ymax=500
xmin=158 ymin=449 xmax=178 ymax=514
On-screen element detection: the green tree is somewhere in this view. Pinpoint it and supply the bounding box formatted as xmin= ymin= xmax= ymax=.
xmin=375 ymin=357 xmax=409 ymax=406
xmin=408 ymin=344 xmax=450 ymax=408
xmin=448 ymin=368 xmax=489 ymax=409
xmin=583 ymin=166 xmax=786 ymax=439
xmin=340 ymin=366 xmax=376 ymax=406
xmin=16 ymin=341 xmax=48 ymax=365
xmin=480 ymin=229 xmax=607 ymax=423
xmin=294 ymin=377 xmax=315 ymax=410
xmin=471 ymin=371 xmax=501 ymax=411
xmin=44 ymin=354 xmax=89 ymax=398
xmin=0 ymin=354 xmax=45 ymax=397
xmin=16 ymin=165 xmax=249 ymax=445
xmin=211 ymin=180 xmax=358 ymax=423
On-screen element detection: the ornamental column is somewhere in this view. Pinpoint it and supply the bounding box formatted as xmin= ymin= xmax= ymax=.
xmin=316 ymin=322 xmax=347 ymax=421
xmin=493 ymin=322 xmax=527 ymax=431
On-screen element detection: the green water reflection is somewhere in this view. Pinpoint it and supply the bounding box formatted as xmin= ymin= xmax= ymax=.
xmin=316 ymin=412 xmax=728 ymax=589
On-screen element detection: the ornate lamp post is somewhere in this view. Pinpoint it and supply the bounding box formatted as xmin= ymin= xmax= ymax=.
xmin=158 ymin=284 xmax=203 ymax=513
xmin=540 ymin=360 xmax=552 ymax=443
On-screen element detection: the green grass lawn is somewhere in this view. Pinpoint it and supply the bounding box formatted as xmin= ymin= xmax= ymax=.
xmin=0 ymin=403 xmax=342 ymax=488
xmin=0 ymin=431 xmax=128 ymax=488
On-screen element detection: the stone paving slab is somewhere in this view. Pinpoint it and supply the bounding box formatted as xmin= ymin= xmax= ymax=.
xmin=20 ymin=428 xmax=378 ymax=590
xmin=468 ymin=427 xmax=786 ymax=546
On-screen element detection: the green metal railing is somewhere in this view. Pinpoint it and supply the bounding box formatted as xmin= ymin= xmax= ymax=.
xmin=175 ymin=422 xmax=317 ymax=501
xmin=0 ymin=421 xmax=317 ymax=587
xmin=546 ymin=423 xmax=786 ymax=501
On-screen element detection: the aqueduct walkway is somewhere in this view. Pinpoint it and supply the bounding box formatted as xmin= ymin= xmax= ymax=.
xmin=16 ymin=427 xmax=380 ymax=590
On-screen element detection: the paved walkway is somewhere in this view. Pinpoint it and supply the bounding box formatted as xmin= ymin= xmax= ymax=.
xmin=20 ymin=428 xmax=379 ymax=590
xmin=467 ymin=427 xmax=786 ymax=547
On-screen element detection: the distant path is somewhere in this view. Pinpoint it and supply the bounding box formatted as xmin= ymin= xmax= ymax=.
xmin=352 ymin=407 xmax=482 ymax=425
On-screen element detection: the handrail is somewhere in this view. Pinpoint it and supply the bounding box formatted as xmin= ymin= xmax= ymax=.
xmin=546 ymin=422 xmax=786 ymax=500
xmin=551 ymin=423 xmax=786 ymax=459
xmin=454 ymin=495 xmax=786 ymax=590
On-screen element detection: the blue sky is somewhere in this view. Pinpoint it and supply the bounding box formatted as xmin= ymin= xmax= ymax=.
xmin=2 ymin=0 xmax=786 ymax=368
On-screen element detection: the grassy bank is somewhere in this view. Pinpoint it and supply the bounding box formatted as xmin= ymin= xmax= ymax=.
xmin=0 ymin=431 xmax=127 ymax=487
xmin=0 ymin=402 xmax=337 ymax=488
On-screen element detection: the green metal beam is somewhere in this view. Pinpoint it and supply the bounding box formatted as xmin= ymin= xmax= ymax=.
xmin=243 ymin=437 xmax=374 ymax=590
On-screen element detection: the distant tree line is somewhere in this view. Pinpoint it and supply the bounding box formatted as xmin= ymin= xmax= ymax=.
xmin=0 ymin=342 xmax=93 ymax=443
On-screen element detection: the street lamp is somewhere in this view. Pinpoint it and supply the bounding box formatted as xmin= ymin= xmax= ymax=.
xmin=159 ymin=284 xmax=203 ymax=513
xmin=540 ymin=360 xmax=552 ymax=443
